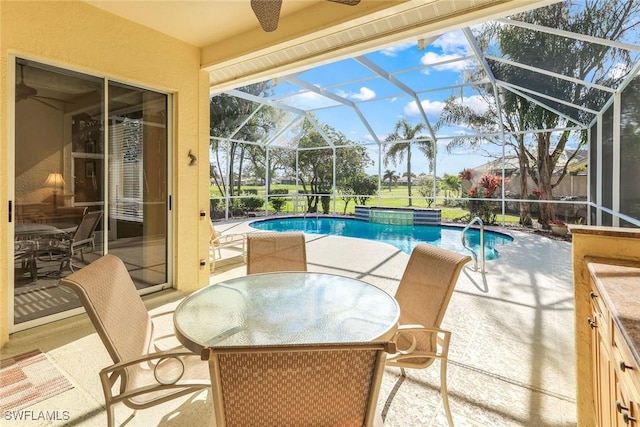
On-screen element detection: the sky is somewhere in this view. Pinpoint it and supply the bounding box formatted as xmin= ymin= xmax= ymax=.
xmin=263 ymin=28 xmax=504 ymax=178
xmin=219 ymin=6 xmax=609 ymax=181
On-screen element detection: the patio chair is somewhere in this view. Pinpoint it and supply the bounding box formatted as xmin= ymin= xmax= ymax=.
xmin=14 ymin=239 xmax=37 ymax=281
xmin=59 ymin=254 xmax=210 ymax=427
xmin=209 ymin=221 xmax=246 ymax=272
xmin=202 ymin=341 xmax=396 ymax=427
xmin=246 ymin=231 xmax=307 ymax=274
xmin=53 ymin=210 xmax=103 ymax=272
xmin=386 ymin=243 xmax=471 ymax=427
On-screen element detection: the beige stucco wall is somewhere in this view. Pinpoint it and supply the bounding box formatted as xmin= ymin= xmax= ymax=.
xmin=0 ymin=1 xmax=211 ymax=346
xmin=571 ymin=226 xmax=640 ymax=426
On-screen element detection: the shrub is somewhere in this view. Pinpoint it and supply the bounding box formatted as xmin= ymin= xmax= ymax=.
xmin=270 ymin=197 xmax=287 ymax=212
xmin=271 ymin=189 xmax=289 ymax=195
xmin=240 ymin=197 xmax=263 ymax=212
xmin=320 ymin=194 xmax=331 ymax=214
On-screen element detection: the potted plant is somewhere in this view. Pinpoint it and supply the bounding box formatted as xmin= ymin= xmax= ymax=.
xmin=548 ymin=219 xmax=568 ymax=236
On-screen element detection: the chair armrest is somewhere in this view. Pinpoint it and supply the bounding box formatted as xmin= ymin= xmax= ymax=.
xmin=388 ymin=325 xmax=451 ymax=361
xmin=99 ymin=349 xmax=202 ymax=378
xmin=148 ymin=310 xmax=184 ymax=351
xmin=99 ymin=350 xmax=209 ymax=405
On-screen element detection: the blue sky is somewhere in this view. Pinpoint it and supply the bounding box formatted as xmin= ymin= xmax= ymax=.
xmin=216 ymin=0 xmax=635 ymax=184
xmin=267 ymin=29 xmax=498 ymax=178
xmin=228 ymin=21 xmax=595 ymax=180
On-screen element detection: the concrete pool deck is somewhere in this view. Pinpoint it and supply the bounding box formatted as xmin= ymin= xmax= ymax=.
xmin=1 ymin=217 xmax=576 ymax=426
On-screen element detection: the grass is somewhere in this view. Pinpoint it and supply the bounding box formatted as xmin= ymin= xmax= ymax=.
xmin=211 ymin=184 xmax=522 ymax=224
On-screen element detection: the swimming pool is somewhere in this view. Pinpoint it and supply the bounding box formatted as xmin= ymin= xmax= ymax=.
xmin=250 ymin=216 xmax=513 ymax=260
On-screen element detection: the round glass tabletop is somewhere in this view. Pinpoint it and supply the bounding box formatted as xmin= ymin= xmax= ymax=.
xmin=174 ymin=272 xmax=399 ymax=353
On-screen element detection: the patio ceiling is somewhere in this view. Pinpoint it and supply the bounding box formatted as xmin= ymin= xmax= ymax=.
xmin=85 ymin=0 xmax=640 ymax=153
xmin=206 ymin=0 xmax=640 ymax=152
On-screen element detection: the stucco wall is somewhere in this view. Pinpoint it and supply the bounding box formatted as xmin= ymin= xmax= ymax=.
xmin=0 ymin=1 xmax=210 ymax=346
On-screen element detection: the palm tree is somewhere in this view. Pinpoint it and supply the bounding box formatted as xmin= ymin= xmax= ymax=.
xmin=442 ymin=173 xmax=461 ymax=198
xmin=383 ymin=119 xmax=434 ymax=206
xmin=382 ymin=169 xmax=398 ymax=191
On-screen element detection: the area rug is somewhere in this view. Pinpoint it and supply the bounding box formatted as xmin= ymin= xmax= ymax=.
xmin=0 ymin=349 xmax=74 ymax=416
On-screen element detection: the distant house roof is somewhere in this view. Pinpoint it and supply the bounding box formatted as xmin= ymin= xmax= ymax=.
xmin=472 ymin=149 xmax=588 ymax=176
xmin=471 ymin=156 xmax=520 ymax=175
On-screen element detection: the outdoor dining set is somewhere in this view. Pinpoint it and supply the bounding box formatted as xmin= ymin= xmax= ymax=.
xmin=14 ymin=210 xmax=103 ymax=281
xmin=58 ymin=227 xmax=471 ymax=427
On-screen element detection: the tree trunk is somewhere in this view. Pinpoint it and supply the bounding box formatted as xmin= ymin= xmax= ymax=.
xmin=517 ymin=136 xmax=532 ymax=226
xmin=236 ymin=145 xmax=245 ymax=196
xmin=407 ymin=146 xmax=412 ymax=207
xmin=537 ymin=150 xmax=555 ymax=227
xmin=227 ymin=145 xmax=236 ymax=197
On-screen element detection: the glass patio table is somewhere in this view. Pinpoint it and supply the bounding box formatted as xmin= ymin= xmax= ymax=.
xmin=173 ymin=271 xmax=400 ymax=354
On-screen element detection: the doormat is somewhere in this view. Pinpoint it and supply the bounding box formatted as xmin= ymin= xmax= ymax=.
xmin=0 ymin=349 xmax=74 ymax=416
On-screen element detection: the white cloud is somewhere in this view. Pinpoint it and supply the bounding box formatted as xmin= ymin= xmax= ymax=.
xmin=609 ymin=61 xmax=630 ymax=80
xmin=403 ymin=94 xmax=490 ymax=121
xmin=404 ymin=99 xmax=446 ymax=118
xmin=431 ymin=31 xmax=470 ymax=54
xmin=334 ymin=89 xmax=349 ymax=98
xmin=459 ymin=94 xmax=492 ymax=114
xmin=420 ymin=52 xmax=472 ymax=73
xmin=351 ymin=87 xmax=376 ymax=101
xmin=285 ymin=89 xmax=338 ymax=109
xmin=335 ymin=87 xmax=376 ymax=101
xmin=380 ymin=41 xmax=415 ymax=57
xmin=418 ymin=30 xmax=473 ymax=74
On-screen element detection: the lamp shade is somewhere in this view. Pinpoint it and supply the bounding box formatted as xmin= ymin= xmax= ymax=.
xmin=45 ymin=172 xmax=65 ymax=189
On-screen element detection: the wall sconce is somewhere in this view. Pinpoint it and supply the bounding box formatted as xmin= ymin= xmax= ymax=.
xmin=188 ymin=150 xmax=197 ymax=167
xmin=45 ymin=172 xmax=65 ymax=211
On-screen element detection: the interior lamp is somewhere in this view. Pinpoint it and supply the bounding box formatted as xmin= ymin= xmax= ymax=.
xmin=45 ymin=172 xmax=65 ymax=210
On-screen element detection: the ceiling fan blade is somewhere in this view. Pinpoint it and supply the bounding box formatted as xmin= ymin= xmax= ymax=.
xmin=251 ymin=0 xmax=282 ymax=32
xmin=30 ymin=96 xmax=63 ymax=111
xmin=326 ymin=0 xmax=361 ymax=5
xmin=32 ymin=95 xmax=74 ymax=104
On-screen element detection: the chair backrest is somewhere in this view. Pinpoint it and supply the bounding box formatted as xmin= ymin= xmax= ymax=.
xmin=246 ymin=231 xmax=307 ymax=274
xmin=204 ymin=341 xmax=393 ymax=427
xmin=395 ymin=243 xmax=470 ymax=329
xmin=72 ymin=210 xmax=103 ymax=245
xmin=209 ymin=220 xmax=220 ymax=241
xmin=59 ymin=254 xmax=152 ymax=365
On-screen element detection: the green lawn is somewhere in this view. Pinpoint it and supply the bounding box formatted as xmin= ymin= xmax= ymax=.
xmin=211 ymin=184 xmax=522 ymax=224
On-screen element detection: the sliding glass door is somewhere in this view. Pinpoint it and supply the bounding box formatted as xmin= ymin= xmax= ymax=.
xmin=12 ymin=58 xmax=170 ymax=330
xmin=107 ymin=82 xmax=168 ymax=289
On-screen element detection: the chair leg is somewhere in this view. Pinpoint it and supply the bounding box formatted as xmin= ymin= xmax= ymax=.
xmin=27 ymin=257 xmax=38 ymax=281
xmin=440 ymin=358 xmax=454 ymax=427
xmin=106 ymin=401 xmax=115 ymax=427
xmin=59 ymin=255 xmax=74 ymax=273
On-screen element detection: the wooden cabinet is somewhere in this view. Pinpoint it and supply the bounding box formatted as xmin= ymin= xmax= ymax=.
xmin=588 ymin=259 xmax=640 ymax=427
xmin=590 ymin=280 xmax=613 ymax=426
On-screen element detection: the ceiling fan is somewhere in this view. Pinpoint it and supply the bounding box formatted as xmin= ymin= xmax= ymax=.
xmin=251 ymin=0 xmax=361 ymax=32
xmin=15 ymin=63 xmax=73 ymax=111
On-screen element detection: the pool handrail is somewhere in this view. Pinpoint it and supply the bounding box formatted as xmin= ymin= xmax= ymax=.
xmin=461 ymin=217 xmax=485 ymax=273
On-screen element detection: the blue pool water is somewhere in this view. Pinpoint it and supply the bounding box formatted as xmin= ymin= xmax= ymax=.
xmin=250 ymin=217 xmax=513 ymax=260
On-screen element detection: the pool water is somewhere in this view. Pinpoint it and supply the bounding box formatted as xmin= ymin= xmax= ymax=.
xmin=250 ymin=216 xmax=513 ymax=260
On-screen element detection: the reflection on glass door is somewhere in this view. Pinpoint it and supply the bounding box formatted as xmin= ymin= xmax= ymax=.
xmin=107 ymin=83 xmax=168 ymax=289
xmin=12 ymin=58 xmax=170 ymax=330
xmin=13 ymin=59 xmax=104 ymax=325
